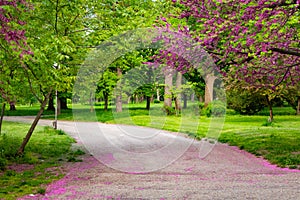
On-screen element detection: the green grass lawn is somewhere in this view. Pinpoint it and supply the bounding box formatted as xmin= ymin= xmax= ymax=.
xmin=0 ymin=121 xmax=83 ymax=200
xmin=4 ymin=102 xmax=300 ymax=170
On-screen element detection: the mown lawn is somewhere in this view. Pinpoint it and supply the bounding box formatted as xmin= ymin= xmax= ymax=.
xmin=4 ymin=103 xmax=300 ymax=170
xmin=0 ymin=121 xmax=83 ymax=200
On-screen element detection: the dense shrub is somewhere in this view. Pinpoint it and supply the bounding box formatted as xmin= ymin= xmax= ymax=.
xmin=226 ymin=89 xmax=266 ymax=115
xmin=0 ymin=157 xmax=7 ymax=171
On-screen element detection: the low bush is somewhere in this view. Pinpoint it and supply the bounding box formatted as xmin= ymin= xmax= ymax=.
xmin=202 ymin=100 xmax=226 ymax=117
xmin=162 ymin=105 xmax=176 ymax=115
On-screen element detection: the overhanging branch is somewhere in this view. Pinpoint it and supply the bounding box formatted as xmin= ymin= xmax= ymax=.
xmin=271 ymin=48 xmax=300 ymax=57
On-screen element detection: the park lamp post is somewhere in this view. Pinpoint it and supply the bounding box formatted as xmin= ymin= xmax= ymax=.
xmin=52 ymin=63 xmax=59 ymax=130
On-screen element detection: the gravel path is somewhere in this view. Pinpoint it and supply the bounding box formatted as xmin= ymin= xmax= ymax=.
xmin=4 ymin=116 xmax=300 ymax=200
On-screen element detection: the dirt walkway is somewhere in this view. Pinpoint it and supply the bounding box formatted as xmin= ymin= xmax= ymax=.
xmin=4 ymin=116 xmax=300 ymax=199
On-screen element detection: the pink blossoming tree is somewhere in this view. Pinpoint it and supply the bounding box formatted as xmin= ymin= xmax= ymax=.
xmin=153 ymin=0 xmax=300 ymax=120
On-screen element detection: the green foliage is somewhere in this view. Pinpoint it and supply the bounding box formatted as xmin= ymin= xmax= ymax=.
xmin=154 ymin=100 xmax=160 ymax=104
xmin=0 ymin=157 xmax=7 ymax=171
xmin=282 ymin=87 xmax=300 ymax=111
xmin=162 ymin=105 xmax=176 ymax=116
xmin=257 ymin=106 xmax=296 ymax=116
xmin=37 ymin=188 xmax=46 ymax=195
xmin=227 ymin=88 xmax=266 ymax=115
xmin=202 ymin=100 xmax=226 ymax=117
xmin=72 ymin=149 xmax=85 ymax=156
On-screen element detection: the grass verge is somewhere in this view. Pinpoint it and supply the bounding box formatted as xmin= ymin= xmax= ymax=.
xmin=0 ymin=121 xmax=81 ymax=200
xmin=4 ymin=103 xmax=300 ymax=170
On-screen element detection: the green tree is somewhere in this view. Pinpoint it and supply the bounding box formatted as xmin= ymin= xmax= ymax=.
xmin=88 ymin=0 xmax=172 ymax=112
xmin=16 ymin=0 xmax=92 ymax=155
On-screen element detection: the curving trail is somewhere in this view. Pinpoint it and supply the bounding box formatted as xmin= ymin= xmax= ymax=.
xmin=4 ymin=116 xmax=300 ymax=200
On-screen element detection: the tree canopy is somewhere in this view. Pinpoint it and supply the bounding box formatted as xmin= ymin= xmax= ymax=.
xmin=158 ymin=0 xmax=300 ymax=89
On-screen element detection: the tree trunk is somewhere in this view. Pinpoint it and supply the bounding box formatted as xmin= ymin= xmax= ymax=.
xmin=135 ymin=95 xmax=139 ymax=104
xmin=116 ymin=67 xmax=122 ymax=113
xmin=17 ymin=90 xmax=52 ymax=155
xmin=139 ymin=96 xmax=144 ymax=103
xmin=104 ymin=93 xmax=109 ymax=111
xmin=146 ymin=96 xmax=151 ymax=110
xmin=9 ymin=101 xmax=16 ymax=111
xmin=150 ymin=95 xmax=154 ymax=103
xmin=204 ymin=74 xmax=216 ymax=107
xmin=59 ymin=96 xmax=68 ymax=109
xmin=183 ymin=94 xmax=187 ymax=109
xmin=265 ymin=95 xmax=273 ymax=122
xmin=191 ymin=92 xmax=195 ymax=102
xmin=89 ymin=92 xmax=94 ymax=112
xmin=175 ymin=72 xmax=182 ymax=114
xmin=199 ymin=95 xmax=204 ymax=103
xmin=164 ymin=67 xmax=173 ymax=108
xmin=57 ymin=97 xmax=61 ymax=115
xmin=297 ymin=96 xmax=300 ymax=115
xmin=156 ymin=88 xmax=160 ymax=101
xmin=0 ymin=103 xmax=5 ymax=134
xmin=47 ymin=94 xmax=55 ymax=111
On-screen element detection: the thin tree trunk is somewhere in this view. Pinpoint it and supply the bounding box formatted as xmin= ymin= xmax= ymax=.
xmin=175 ymin=72 xmax=182 ymax=114
xmin=191 ymin=92 xmax=195 ymax=102
xmin=146 ymin=96 xmax=151 ymax=110
xmin=90 ymin=92 xmax=94 ymax=112
xmin=0 ymin=103 xmax=5 ymax=134
xmin=57 ymin=97 xmax=61 ymax=115
xmin=135 ymin=95 xmax=139 ymax=104
xmin=104 ymin=93 xmax=109 ymax=111
xmin=199 ymin=95 xmax=204 ymax=103
xmin=297 ymin=96 xmax=300 ymax=115
xmin=59 ymin=96 xmax=68 ymax=109
xmin=156 ymin=88 xmax=160 ymax=101
xmin=128 ymin=96 xmax=131 ymax=104
xmin=17 ymin=90 xmax=52 ymax=155
xmin=265 ymin=95 xmax=273 ymax=122
xmin=139 ymin=96 xmax=144 ymax=103
xmin=47 ymin=93 xmax=55 ymax=111
xmin=116 ymin=67 xmax=122 ymax=113
xmin=9 ymin=101 xmax=16 ymax=111
xmin=183 ymin=94 xmax=187 ymax=109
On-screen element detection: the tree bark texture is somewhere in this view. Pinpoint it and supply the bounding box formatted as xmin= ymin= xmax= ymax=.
xmin=116 ymin=67 xmax=123 ymax=113
xmin=0 ymin=103 xmax=5 ymax=134
xmin=175 ymin=72 xmax=182 ymax=113
xmin=59 ymin=96 xmax=68 ymax=109
xmin=9 ymin=101 xmax=16 ymax=111
xmin=164 ymin=67 xmax=173 ymax=108
xmin=204 ymin=74 xmax=216 ymax=107
xmin=17 ymin=90 xmax=52 ymax=155
xmin=297 ymin=96 xmax=300 ymax=115
xmin=146 ymin=96 xmax=151 ymax=110
xmin=265 ymin=95 xmax=274 ymax=122
xmin=47 ymin=93 xmax=55 ymax=111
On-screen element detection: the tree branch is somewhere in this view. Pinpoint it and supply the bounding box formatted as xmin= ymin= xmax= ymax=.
xmin=274 ymin=62 xmax=300 ymax=87
xmin=271 ymin=48 xmax=300 ymax=57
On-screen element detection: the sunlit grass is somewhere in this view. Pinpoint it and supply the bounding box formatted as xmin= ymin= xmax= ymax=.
xmin=0 ymin=122 xmax=78 ymax=200
xmin=4 ymin=102 xmax=300 ymax=169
